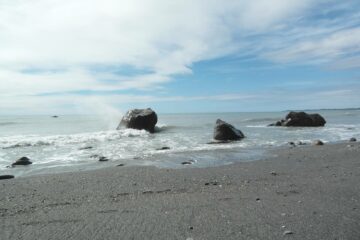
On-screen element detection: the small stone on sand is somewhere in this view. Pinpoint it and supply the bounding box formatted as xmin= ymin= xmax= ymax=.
xmin=182 ymin=161 xmax=192 ymax=165
xmin=182 ymin=160 xmax=195 ymax=165
xmin=313 ymin=140 xmax=324 ymax=146
xmin=0 ymin=175 xmax=14 ymax=180
xmin=99 ymin=157 xmax=109 ymax=162
xmin=156 ymin=146 xmax=170 ymax=150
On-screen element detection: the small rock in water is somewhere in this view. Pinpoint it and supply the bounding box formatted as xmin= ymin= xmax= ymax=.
xmin=0 ymin=175 xmax=14 ymax=180
xmin=52 ymin=115 xmax=59 ymax=118
xmin=207 ymin=140 xmax=232 ymax=144
xmin=270 ymin=171 xmax=278 ymax=176
xmin=313 ymin=140 xmax=324 ymax=146
xmin=283 ymin=230 xmax=293 ymax=235
xmin=182 ymin=160 xmax=194 ymax=165
xmin=256 ymin=197 xmax=261 ymax=201
xmin=349 ymin=137 xmax=357 ymax=142
xmin=156 ymin=146 xmax=170 ymax=150
xmin=288 ymin=142 xmax=295 ymax=146
xmin=98 ymin=157 xmax=109 ymax=162
xmin=12 ymin=157 xmax=32 ymax=166
xmin=297 ymin=141 xmax=306 ymax=145
xmin=182 ymin=161 xmax=192 ymax=165
xmin=79 ymin=146 xmax=93 ymax=150
xmin=117 ymin=163 xmax=125 ymax=167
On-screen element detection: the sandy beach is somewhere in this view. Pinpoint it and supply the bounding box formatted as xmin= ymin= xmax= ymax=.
xmin=1 ymin=142 xmax=360 ymax=240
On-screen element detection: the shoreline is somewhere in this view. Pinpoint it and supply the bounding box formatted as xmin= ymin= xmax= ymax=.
xmin=1 ymin=139 xmax=354 ymax=179
xmin=1 ymin=142 xmax=360 ymax=239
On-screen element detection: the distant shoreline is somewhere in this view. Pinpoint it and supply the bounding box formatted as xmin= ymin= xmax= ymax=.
xmin=1 ymin=107 xmax=360 ymax=116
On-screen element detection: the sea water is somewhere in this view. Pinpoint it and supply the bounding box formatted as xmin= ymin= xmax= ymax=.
xmin=1 ymin=110 xmax=359 ymax=177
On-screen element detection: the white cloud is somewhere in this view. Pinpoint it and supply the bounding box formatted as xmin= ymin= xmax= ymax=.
xmin=266 ymin=27 xmax=360 ymax=64
xmin=0 ymin=0 xmax=359 ymax=113
xmin=0 ymin=0 xmax=314 ymax=89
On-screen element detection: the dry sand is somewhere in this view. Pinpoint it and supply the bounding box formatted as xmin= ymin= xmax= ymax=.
xmin=1 ymin=142 xmax=360 ymax=240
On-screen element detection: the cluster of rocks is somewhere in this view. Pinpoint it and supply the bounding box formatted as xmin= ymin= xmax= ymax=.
xmin=116 ymin=108 xmax=246 ymax=142
xmin=269 ymin=111 xmax=326 ymax=127
xmin=115 ymin=109 xmax=358 ymax=148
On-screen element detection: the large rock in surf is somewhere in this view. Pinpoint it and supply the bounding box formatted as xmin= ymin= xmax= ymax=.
xmin=213 ymin=119 xmax=245 ymax=141
xmin=269 ymin=111 xmax=326 ymax=127
xmin=117 ymin=108 xmax=158 ymax=133
xmin=12 ymin=157 xmax=32 ymax=166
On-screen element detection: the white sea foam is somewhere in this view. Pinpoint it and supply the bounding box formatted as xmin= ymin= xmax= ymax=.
xmin=1 ymin=111 xmax=359 ymax=176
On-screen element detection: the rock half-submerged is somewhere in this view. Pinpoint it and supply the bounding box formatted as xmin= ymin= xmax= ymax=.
xmin=117 ymin=108 xmax=158 ymax=133
xmin=213 ymin=119 xmax=245 ymax=141
xmin=269 ymin=111 xmax=326 ymax=127
xmin=12 ymin=157 xmax=32 ymax=166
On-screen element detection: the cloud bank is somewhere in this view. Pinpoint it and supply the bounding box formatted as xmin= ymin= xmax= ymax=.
xmin=0 ymin=0 xmax=359 ymax=113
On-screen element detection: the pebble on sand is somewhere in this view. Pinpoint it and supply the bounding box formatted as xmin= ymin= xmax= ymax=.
xmin=156 ymin=146 xmax=170 ymax=150
xmin=0 ymin=175 xmax=15 ymax=180
xmin=313 ymin=140 xmax=324 ymax=146
xmin=283 ymin=230 xmax=294 ymax=235
xmin=99 ymin=157 xmax=109 ymax=162
xmin=182 ymin=160 xmax=195 ymax=165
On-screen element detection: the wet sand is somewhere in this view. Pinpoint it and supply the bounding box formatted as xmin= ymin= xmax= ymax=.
xmin=1 ymin=142 xmax=360 ymax=240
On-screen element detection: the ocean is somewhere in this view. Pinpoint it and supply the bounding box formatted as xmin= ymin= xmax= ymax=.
xmin=1 ymin=110 xmax=359 ymax=177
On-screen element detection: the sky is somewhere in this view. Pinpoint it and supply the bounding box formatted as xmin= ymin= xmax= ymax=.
xmin=0 ymin=0 xmax=359 ymax=114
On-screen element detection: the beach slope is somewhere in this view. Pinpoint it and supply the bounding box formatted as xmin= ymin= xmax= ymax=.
xmin=1 ymin=143 xmax=360 ymax=240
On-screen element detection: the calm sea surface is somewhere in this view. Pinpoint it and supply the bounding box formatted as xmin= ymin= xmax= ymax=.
xmin=1 ymin=110 xmax=359 ymax=177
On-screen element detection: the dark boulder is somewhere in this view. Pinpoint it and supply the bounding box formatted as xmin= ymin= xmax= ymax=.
xmin=117 ymin=108 xmax=158 ymax=133
xmin=213 ymin=119 xmax=245 ymax=141
xmin=349 ymin=137 xmax=357 ymax=142
xmin=12 ymin=157 xmax=32 ymax=166
xmin=270 ymin=112 xmax=326 ymax=127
